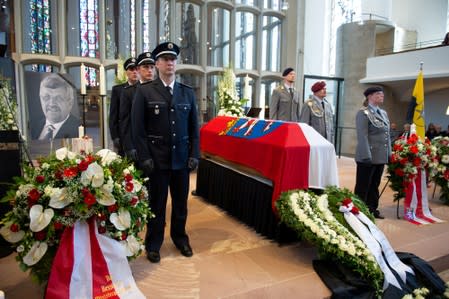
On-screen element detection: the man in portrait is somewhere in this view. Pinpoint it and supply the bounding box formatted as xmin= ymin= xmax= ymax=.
xmin=31 ymin=73 xmax=80 ymax=140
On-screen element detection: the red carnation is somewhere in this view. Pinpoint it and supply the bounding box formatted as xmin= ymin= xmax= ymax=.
xmin=444 ymin=170 xmax=449 ymax=180
xmin=34 ymin=230 xmax=47 ymax=241
xmin=81 ymin=187 xmax=90 ymax=196
xmin=125 ymin=182 xmax=134 ymax=192
xmin=413 ymin=157 xmax=421 ymax=167
xmin=399 ymin=158 xmax=408 ymax=165
xmin=63 ymin=167 xmax=79 ymax=178
xmin=84 ymin=192 xmax=96 ymax=207
xmin=53 ymin=221 xmax=63 ymax=230
xmin=35 ymin=175 xmax=45 ymax=183
xmin=98 ymin=226 xmax=106 ymax=234
xmin=28 ymin=189 xmax=41 ymax=202
xmin=55 ymin=170 xmax=63 ymax=180
xmin=130 ymin=196 xmax=139 ymax=206
xmin=10 ymin=223 xmax=20 ymax=232
xmin=108 ymin=204 xmax=118 ymax=213
xmin=125 ymin=174 xmax=133 ymax=182
xmin=395 ymin=168 xmax=405 ymax=177
xmin=410 ymin=145 xmax=419 ymax=154
xmin=393 ymin=144 xmax=403 ymax=151
xmin=78 ymin=159 xmax=90 ymax=171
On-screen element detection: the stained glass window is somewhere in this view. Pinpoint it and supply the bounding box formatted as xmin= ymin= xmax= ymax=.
xmin=80 ymin=0 xmax=99 ymax=87
xmin=142 ymin=0 xmax=150 ymax=51
xmin=30 ymin=0 xmax=52 ymax=72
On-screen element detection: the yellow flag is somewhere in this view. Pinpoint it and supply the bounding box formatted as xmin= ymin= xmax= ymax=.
xmin=412 ymin=70 xmax=425 ymax=139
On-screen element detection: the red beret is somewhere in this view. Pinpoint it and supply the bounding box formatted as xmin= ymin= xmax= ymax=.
xmin=311 ymin=81 xmax=326 ymax=93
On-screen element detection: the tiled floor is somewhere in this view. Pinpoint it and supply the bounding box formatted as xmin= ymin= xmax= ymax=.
xmin=1 ymin=156 xmax=448 ymax=299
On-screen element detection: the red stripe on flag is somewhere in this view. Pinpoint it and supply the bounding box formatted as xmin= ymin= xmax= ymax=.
xmin=88 ymin=219 xmax=120 ymax=299
xmin=46 ymin=225 xmax=75 ymax=299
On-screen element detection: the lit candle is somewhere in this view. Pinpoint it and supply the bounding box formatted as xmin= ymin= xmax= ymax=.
xmin=80 ymin=63 xmax=86 ymax=95
xmin=99 ymin=64 xmax=106 ymax=96
xmin=78 ymin=125 xmax=84 ymax=138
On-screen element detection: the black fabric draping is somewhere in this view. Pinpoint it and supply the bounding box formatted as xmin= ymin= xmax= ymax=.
xmin=313 ymin=252 xmax=447 ymax=299
xmin=196 ymin=158 xmax=295 ymax=240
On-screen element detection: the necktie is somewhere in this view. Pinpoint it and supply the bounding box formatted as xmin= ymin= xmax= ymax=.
xmin=166 ymin=86 xmax=173 ymax=95
xmin=43 ymin=124 xmax=55 ymax=140
xmin=289 ymin=88 xmax=294 ymax=99
xmin=321 ymin=101 xmax=327 ymax=138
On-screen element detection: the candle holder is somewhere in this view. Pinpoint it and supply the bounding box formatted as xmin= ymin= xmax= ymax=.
xmin=99 ymin=94 xmax=107 ymax=149
xmin=81 ymin=93 xmax=87 ymax=128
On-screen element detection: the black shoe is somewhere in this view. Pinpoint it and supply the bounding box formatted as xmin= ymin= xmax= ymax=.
xmin=147 ymin=251 xmax=160 ymax=263
xmin=374 ymin=211 xmax=385 ymax=219
xmin=177 ymin=244 xmax=193 ymax=257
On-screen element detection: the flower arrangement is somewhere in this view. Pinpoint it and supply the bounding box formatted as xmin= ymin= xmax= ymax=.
xmin=276 ymin=187 xmax=384 ymax=294
xmin=216 ymin=66 xmax=247 ymax=117
xmin=0 ymin=148 xmax=151 ymax=284
xmin=0 ymin=75 xmax=18 ymax=131
xmin=431 ymin=136 xmax=449 ymax=204
xmin=387 ymin=134 xmax=437 ymax=201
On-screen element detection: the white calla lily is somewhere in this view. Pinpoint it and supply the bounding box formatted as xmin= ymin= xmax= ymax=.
xmin=110 ymin=208 xmax=131 ymax=231
xmin=97 ymin=186 xmax=116 ymax=206
xmin=121 ymin=235 xmax=140 ymax=256
xmin=96 ymin=149 xmax=119 ymax=166
xmin=23 ymin=241 xmax=48 ymax=266
xmin=80 ymin=162 xmax=104 ymax=187
xmin=48 ymin=187 xmax=72 ymax=209
xmin=29 ymin=205 xmax=54 ymax=232
xmin=55 ymin=147 xmax=69 ymax=160
xmin=0 ymin=224 xmax=25 ymax=243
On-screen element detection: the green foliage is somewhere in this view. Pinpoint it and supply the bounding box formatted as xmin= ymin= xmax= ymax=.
xmin=0 ymin=75 xmax=18 ymax=131
xmin=0 ymin=149 xmax=151 ymax=284
xmin=276 ymin=188 xmax=383 ymax=295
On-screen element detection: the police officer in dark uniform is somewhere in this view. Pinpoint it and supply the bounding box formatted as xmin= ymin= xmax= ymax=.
xmin=132 ymin=42 xmax=200 ymax=263
xmin=109 ymin=57 xmax=138 ymax=156
xmin=119 ymin=52 xmax=156 ymax=161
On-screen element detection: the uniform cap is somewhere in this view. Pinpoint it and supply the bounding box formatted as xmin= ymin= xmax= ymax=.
xmin=124 ymin=57 xmax=137 ymax=70
xmin=311 ymin=81 xmax=326 ymax=93
xmin=282 ymin=67 xmax=294 ymax=77
xmin=136 ymin=52 xmax=155 ymax=66
xmin=363 ymin=86 xmax=383 ymax=97
xmin=152 ymin=42 xmax=180 ymax=60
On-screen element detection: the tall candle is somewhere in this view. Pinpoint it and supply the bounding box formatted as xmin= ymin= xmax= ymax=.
xmin=244 ymin=74 xmax=251 ymax=100
xmin=78 ymin=125 xmax=84 ymax=138
xmin=99 ymin=64 xmax=106 ymax=96
xmin=80 ymin=63 xmax=86 ymax=95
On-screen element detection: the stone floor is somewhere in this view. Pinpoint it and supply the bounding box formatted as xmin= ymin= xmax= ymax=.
xmin=1 ymin=156 xmax=448 ymax=299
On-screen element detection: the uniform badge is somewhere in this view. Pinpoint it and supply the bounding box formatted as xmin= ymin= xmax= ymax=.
xmin=168 ymin=43 xmax=173 ymax=49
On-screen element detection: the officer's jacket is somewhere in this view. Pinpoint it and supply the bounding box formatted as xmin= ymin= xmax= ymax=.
xmin=355 ymin=105 xmax=391 ymax=165
xmin=109 ymin=82 xmax=128 ymax=140
xmin=299 ymin=96 xmax=334 ymax=143
xmin=119 ymin=82 xmax=141 ymax=152
xmin=269 ymin=85 xmax=301 ymax=121
xmin=131 ymin=77 xmax=200 ymax=170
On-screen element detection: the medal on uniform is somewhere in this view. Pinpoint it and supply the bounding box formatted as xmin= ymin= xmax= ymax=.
xmin=155 ymin=105 xmax=159 ymax=115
